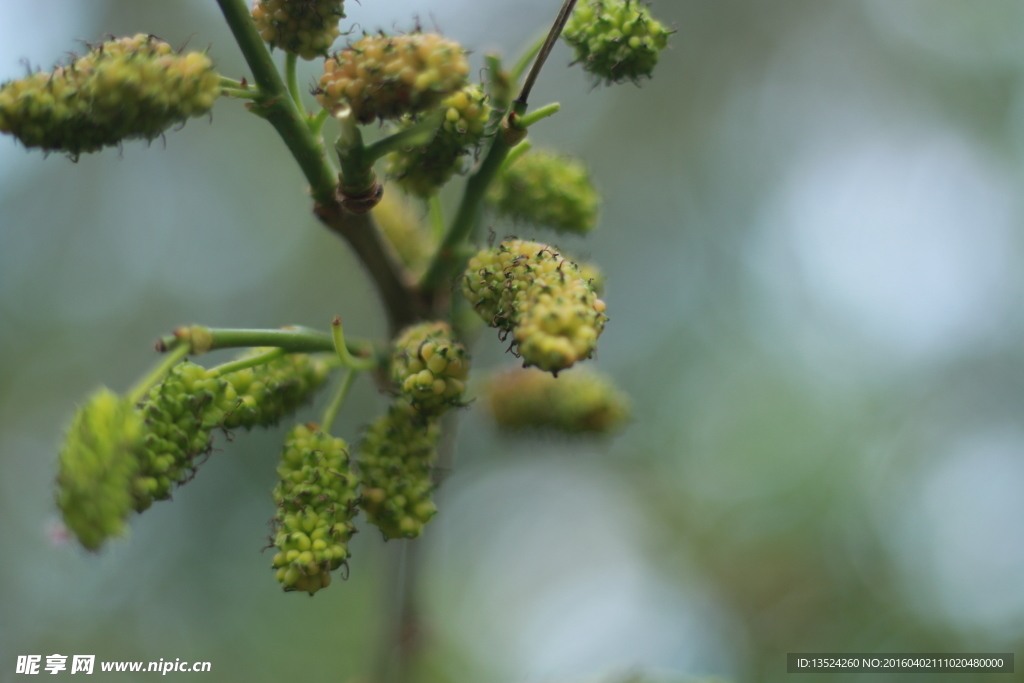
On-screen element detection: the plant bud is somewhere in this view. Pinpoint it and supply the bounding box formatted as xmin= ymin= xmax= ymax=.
xmin=562 ymin=0 xmax=672 ymax=85
xmin=317 ymin=32 xmax=469 ymax=124
xmin=485 ymin=367 xmax=630 ymax=435
xmin=391 ymin=321 xmax=470 ymax=416
xmin=0 ymin=34 xmax=220 ymax=157
xmin=271 ymin=424 xmax=358 ymax=595
xmin=486 ymin=151 xmax=599 ymax=235
xmin=251 ymin=0 xmax=346 ymax=60
xmin=56 ymin=388 xmax=143 ymax=551
xmin=358 ymin=400 xmax=440 ymax=540
xmin=462 ymin=239 xmax=609 ymax=373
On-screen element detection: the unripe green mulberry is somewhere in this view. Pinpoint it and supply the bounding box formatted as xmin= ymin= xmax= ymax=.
xmin=358 ymin=400 xmax=440 ymax=540
xmin=222 ymin=351 xmax=331 ymax=430
xmin=271 ymin=424 xmax=358 ymax=595
xmin=317 ymin=32 xmax=469 ymax=124
xmin=562 ymin=0 xmax=671 ymax=85
xmin=462 ymin=239 xmax=609 ymax=374
xmin=133 ymin=362 xmax=234 ymax=511
xmin=386 ymin=85 xmax=491 ymax=197
xmin=391 ymin=321 xmax=469 ymax=415
xmin=485 ymin=367 xmax=630 ymax=435
xmin=56 ymin=388 xmax=143 ymax=551
xmin=0 ymin=35 xmax=220 ymax=157
xmin=486 ymin=151 xmax=600 ymax=235
xmin=252 ymin=0 xmax=346 ymax=60
xmin=373 ymin=186 xmax=437 ymax=274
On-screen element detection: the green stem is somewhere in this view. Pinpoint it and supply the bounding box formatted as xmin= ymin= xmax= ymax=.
xmin=320 ymin=369 xmax=357 ymax=434
xmin=285 ymin=53 xmax=304 ymax=113
xmin=127 ymin=343 xmax=189 ymax=404
xmin=499 ymin=140 xmax=532 ymax=174
xmin=335 ymin=111 xmax=375 ymax=194
xmin=517 ymin=102 xmax=560 ymax=127
xmin=215 ymin=0 xmax=336 ymax=203
xmin=309 ymin=108 xmax=330 ymax=136
xmin=331 ymin=317 xmax=378 ymax=371
xmin=158 ymin=325 xmax=370 ymax=357
xmin=208 ymin=347 xmax=286 ymax=378
xmin=362 ymin=111 xmax=444 ymax=165
xmin=219 ymin=76 xmax=247 ymax=88
xmin=221 ymin=87 xmax=259 ymax=100
xmin=428 ymin=194 xmax=445 ymax=242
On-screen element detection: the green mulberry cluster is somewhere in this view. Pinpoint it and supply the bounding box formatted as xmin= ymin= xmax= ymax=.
xmin=562 ymin=0 xmax=671 ymax=85
xmin=271 ymin=424 xmax=358 ymax=595
xmin=358 ymin=400 xmax=441 ymax=540
xmin=391 ymin=321 xmax=469 ymax=415
xmin=221 ymin=351 xmax=331 ymax=430
xmin=462 ymin=239 xmax=609 ymax=374
xmin=133 ymin=362 xmax=234 ymax=510
xmin=252 ymin=0 xmax=346 ymax=60
xmin=485 ymin=367 xmax=630 ymax=435
xmin=386 ymin=85 xmax=491 ymax=197
xmin=0 ymin=34 xmax=220 ymax=157
xmin=317 ymin=32 xmax=469 ymax=124
xmin=487 ymin=151 xmax=600 ymax=235
xmin=55 ymin=389 xmax=143 ymax=551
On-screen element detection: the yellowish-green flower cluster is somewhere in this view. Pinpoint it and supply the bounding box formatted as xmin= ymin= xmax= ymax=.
xmin=271 ymin=424 xmax=357 ymax=595
xmin=463 ymin=239 xmax=608 ymax=374
xmin=252 ymin=0 xmax=346 ymax=60
xmin=391 ymin=321 xmax=469 ymax=415
xmin=221 ymin=351 xmax=331 ymax=429
xmin=133 ymin=362 xmax=234 ymax=510
xmin=485 ymin=367 xmax=630 ymax=435
xmin=0 ymin=34 xmax=220 ymax=157
xmin=487 ymin=151 xmax=600 ymax=235
xmin=317 ymin=32 xmax=469 ymax=124
xmin=358 ymin=400 xmax=441 ymax=540
xmin=562 ymin=0 xmax=671 ymax=85
xmin=55 ymin=389 xmax=143 ymax=551
xmin=387 ymin=85 xmax=491 ymax=197
xmin=373 ymin=187 xmax=437 ymax=274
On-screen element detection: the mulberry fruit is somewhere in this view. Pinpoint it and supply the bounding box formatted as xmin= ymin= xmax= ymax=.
xmin=386 ymin=85 xmax=491 ymax=197
xmin=221 ymin=351 xmax=331 ymax=430
xmin=271 ymin=424 xmax=358 ymax=595
xmin=391 ymin=321 xmax=469 ymax=416
xmin=485 ymin=366 xmax=629 ymax=435
xmin=486 ymin=151 xmax=599 ymax=235
xmin=462 ymin=239 xmax=609 ymax=373
xmin=56 ymin=388 xmax=143 ymax=551
xmin=251 ymin=0 xmax=346 ymax=60
xmin=358 ymin=401 xmax=440 ymax=540
xmin=317 ymin=32 xmax=469 ymax=124
xmin=562 ymin=0 xmax=671 ymax=85
xmin=0 ymin=34 xmax=220 ymax=157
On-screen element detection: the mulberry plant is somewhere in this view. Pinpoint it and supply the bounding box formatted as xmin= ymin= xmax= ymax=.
xmin=6 ymin=0 xmax=670 ymax=679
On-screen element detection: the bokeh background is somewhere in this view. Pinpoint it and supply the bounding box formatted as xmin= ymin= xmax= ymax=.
xmin=2 ymin=1 xmax=1024 ymax=681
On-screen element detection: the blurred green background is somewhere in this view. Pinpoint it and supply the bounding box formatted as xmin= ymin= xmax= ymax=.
xmin=2 ymin=1 xmax=1024 ymax=681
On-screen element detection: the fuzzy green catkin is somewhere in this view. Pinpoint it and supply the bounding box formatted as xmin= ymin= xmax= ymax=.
xmin=487 ymin=151 xmax=600 ymax=235
xmin=133 ymin=361 xmax=234 ymax=511
xmin=252 ymin=0 xmax=346 ymax=60
xmin=562 ymin=0 xmax=672 ymax=85
xmin=462 ymin=239 xmax=609 ymax=374
xmin=358 ymin=400 xmax=440 ymax=540
xmin=0 ymin=34 xmax=220 ymax=157
xmin=271 ymin=424 xmax=358 ymax=595
xmin=317 ymin=32 xmax=469 ymax=124
xmin=386 ymin=85 xmax=491 ymax=197
xmin=221 ymin=351 xmax=331 ymax=430
xmin=56 ymin=388 xmax=143 ymax=551
xmin=485 ymin=367 xmax=630 ymax=435
xmin=391 ymin=321 xmax=469 ymax=416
